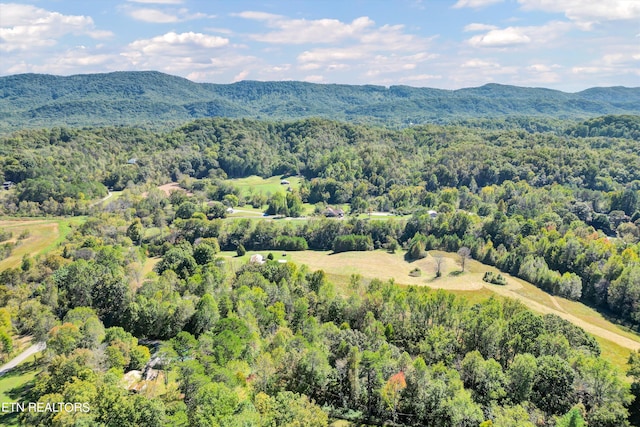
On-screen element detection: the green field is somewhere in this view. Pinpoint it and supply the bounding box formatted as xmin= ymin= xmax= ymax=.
xmin=226 ymin=175 xmax=302 ymax=198
xmin=0 ymin=217 xmax=85 ymax=270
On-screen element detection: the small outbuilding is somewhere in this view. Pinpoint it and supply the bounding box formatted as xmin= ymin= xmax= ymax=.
xmin=324 ymin=207 xmax=345 ymax=218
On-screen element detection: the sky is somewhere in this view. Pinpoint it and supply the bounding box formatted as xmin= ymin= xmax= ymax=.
xmin=0 ymin=0 xmax=639 ymax=91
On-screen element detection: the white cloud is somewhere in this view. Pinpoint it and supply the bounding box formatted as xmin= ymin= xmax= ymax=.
xmin=398 ymin=74 xmax=442 ymax=83
xmin=303 ymin=75 xmax=324 ymax=83
xmin=527 ymin=64 xmax=553 ymax=72
xmin=464 ymin=23 xmax=499 ymax=32
xmin=518 ymin=0 xmax=640 ymax=27
xmin=298 ymin=63 xmax=321 ymax=71
xmin=128 ymin=8 xmax=180 ymax=23
xmin=237 ymin=13 xmax=375 ymax=45
xmin=462 ymin=59 xmax=500 ymax=68
xmin=233 ymin=11 xmax=283 ymax=21
xmin=0 ymin=3 xmax=112 ymax=52
xmin=298 ymin=47 xmax=369 ymax=64
xmin=126 ymin=32 xmax=228 ymax=57
xmin=467 ymin=21 xmax=572 ymax=48
xmin=453 ymin=0 xmax=504 ymax=8
xmin=232 ymin=70 xmax=250 ymax=82
xmin=206 ymin=27 xmax=233 ymax=35
xmin=121 ymin=31 xmax=263 ymax=82
xmin=468 ymin=27 xmax=531 ymax=47
xmin=124 ymin=6 xmax=213 ymax=23
xmin=5 ymin=45 xmax=124 ymax=75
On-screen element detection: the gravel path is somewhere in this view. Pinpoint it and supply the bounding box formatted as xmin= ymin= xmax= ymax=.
xmin=0 ymin=342 xmax=46 ymax=377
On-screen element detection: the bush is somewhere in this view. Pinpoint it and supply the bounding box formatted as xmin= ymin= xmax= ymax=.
xmin=406 ymin=232 xmax=427 ymax=260
xmin=236 ymin=244 xmax=246 ymax=257
xmin=409 ymin=267 xmax=422 ymax=277
xmin=483 ymin=271 xmax=507 ymax=285
xmin=0 ymin=229 xmax=12 ymax=242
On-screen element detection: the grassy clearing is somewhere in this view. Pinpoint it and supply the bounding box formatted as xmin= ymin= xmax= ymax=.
xmin=595 ymin=337 xmax=632 ymax=378
xmin=0 ymin=217 xmax=84 ymax=270
xmin=226 ymin=175 xmax=302 ymax=198
xmin=285 ymin=249 xmax=489 ymax=291
xmin=0 ymin=358 xmax=41 ymax=427
xmin=142 ymin=256 xmax=161 ymax=277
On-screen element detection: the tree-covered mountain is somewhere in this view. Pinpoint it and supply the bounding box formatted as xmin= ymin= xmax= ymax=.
xmin=1 ymin=71 xmax=639 ymax=132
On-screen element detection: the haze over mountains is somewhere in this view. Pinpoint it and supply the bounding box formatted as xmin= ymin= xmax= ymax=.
xmin=1 ymin=71 xmax=639 ymax=132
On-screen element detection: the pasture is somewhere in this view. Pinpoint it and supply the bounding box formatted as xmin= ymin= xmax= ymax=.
xmin=0 ymin=217 xmax=84 ymax=270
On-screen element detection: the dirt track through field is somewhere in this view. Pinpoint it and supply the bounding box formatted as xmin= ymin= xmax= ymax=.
xmin=485 ymin=283 xmax=640 ymax=351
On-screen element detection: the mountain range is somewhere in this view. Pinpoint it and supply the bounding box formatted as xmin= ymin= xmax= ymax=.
xmin=1 ymin=71 xmax=639 ymax=132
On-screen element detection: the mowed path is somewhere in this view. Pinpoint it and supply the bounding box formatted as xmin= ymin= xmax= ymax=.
xmin=286 ymin=250 xmax=640 ymax=352
xmin=486 ymin=283 xmax=640 ymax=351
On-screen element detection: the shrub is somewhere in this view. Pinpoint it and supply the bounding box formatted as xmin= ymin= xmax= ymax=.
xmin=236 ymin=244 xmax=246 ymax=257
xmin=0 ymin=229 xmax=12 ymax=242
xmin=483 ymin=271 xmax=507 ymax=285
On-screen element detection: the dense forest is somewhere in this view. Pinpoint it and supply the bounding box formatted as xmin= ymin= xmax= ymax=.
xmin=1 ymin=72 xmax=640 ymax=132
xmin=1 ymin=108 xmax=640 ymax=425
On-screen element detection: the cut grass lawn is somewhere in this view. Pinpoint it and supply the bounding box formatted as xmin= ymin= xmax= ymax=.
xmin=0 ymin=358 xmax=41 ymax=427
xmin=0 ymin=217 xmax=85 ymax=270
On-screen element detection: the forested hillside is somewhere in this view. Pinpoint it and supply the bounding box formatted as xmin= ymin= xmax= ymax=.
xmin=1 ymin=72 xmax=639 ymax=131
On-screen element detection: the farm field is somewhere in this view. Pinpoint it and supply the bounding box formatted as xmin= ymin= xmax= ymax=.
xmin=0 ymin=217 xmax=85 ymax=270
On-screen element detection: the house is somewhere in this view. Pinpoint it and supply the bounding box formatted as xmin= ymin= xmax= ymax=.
xmin=2 ymin=181 xmax=14 ymax=190
xmin=324 ymin=207 xmax=345 ymax=218
xmin=280 ymin=179 xmax=290 ymax=185
xmin=427 ymin=210 xmax=438 ymax=219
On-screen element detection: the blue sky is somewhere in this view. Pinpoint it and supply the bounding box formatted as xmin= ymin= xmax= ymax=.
xmin=0 ymin=0 xmax=638 ymax=91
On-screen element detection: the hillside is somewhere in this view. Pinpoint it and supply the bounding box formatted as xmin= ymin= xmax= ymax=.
xmin=1 ymin=71 xmax=639 ymax=131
